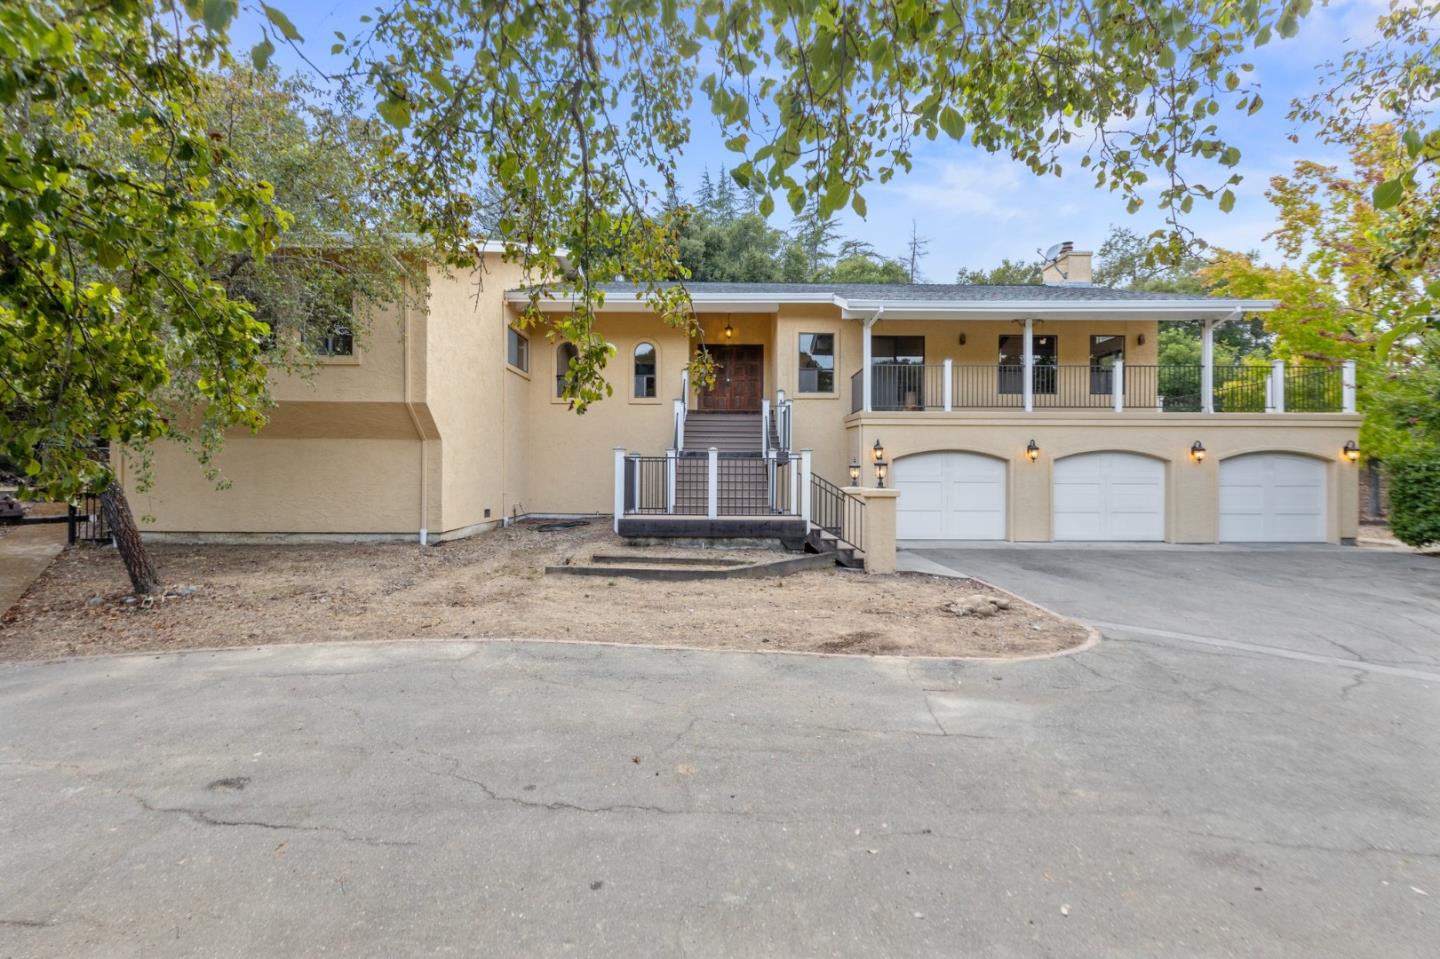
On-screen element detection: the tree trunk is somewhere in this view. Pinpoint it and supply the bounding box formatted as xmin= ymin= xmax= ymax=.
xmin=100 ymin=485 xmax=159 ymax=595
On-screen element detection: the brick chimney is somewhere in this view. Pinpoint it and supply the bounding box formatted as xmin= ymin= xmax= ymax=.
xmin=1041 ymin=241 xmax=1093 ymax=286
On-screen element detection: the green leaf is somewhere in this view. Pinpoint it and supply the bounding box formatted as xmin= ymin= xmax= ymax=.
xmin=250 ymin=38 xmax=275 ymax=71
xmin=851 ymin=192 xmax=867 ymax=218
xmin=1218 ymin=189 xmax=1235 ymax=213
xmin=376 ymin=97 xmax=411 ymax=130
xmin=938 ymin=106 xmax=964 ymax=140
xmin=262 ymin=4 xmax=303 ymax=41
xmin=1372 ymin=178 xmax=1404 ymax=210
xmin=201 ymin=0 xmax=238 ymax=32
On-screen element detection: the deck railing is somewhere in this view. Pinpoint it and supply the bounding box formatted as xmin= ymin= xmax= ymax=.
xmin=614 ymin=448 xmax=811 ymax=528
xmin=809 ymin=473 xmax=864 ymax=552
xmin=851 ymin=362 xmax=1350 ymax=414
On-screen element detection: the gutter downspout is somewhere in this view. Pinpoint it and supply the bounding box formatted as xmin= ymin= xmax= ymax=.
xmin=402 ymin=297 xmax=430 ymax=545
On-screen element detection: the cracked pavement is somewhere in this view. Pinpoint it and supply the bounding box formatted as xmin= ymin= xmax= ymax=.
xmin=2 ymin=545 xmax=1438 ymax=957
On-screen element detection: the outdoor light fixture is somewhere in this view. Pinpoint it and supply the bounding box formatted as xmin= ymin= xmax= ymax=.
xmin=1190 ymin=441 xmax=1207 ymax=463
xmin=1343 ymin=440 xmax=1360 ymax=463
xmin=1137 ymin=333 xmax=1147 ymax=346
xmin=848 ymin=461 xmax=861 ymax=484
xmin=872 ymin=439 xmax=886 ymax=463
xmin=958 ymin=332 xmax=967 ymax=346
xmin=723 ymin=321 xmax=734 ymax=340
xmin=874 ymin=458 xmax=889 ymax=488
xmin=1025 ymin=439 xmax=1040 ymax=462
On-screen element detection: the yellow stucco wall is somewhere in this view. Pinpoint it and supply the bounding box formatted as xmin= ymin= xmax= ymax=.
xmin=129 ymin=276 xmax=1360 ymax=544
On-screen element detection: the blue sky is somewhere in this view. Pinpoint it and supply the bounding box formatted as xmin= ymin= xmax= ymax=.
xmin=235 ymin=1 xmax=1388 ymax=281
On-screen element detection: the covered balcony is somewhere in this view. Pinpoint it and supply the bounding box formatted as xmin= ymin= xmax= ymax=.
xmin=850 ymin=358 xmax=1354 ymax=414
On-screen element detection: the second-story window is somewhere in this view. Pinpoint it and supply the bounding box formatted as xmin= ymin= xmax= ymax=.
xmin=633 ymin=343 xmax=657 ymax=398
xmin=798 ymin=333 xmax=834 ymax=393
xmin=507 ymin=327 xmax=529 ymax=372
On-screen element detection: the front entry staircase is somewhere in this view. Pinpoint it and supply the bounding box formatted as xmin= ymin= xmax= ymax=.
xmin=617 ymin=384 xmax=866 ymax=567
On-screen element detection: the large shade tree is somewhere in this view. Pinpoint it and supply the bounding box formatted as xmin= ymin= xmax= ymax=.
xmin=350 ymin=0 xmax=1314 ymax=408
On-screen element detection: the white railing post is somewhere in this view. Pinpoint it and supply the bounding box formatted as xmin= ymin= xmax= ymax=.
xmin=799 ymin=449 xmax=812 ymax=522
xmin=1201 ymin=319 xmax=1215 ymax=414
xmin=673 ymin=399 xmax=686 ymax=449
xmin=1342 ymin=360 xmax=1357 ymax=413
xmin=1269 ymin=359 xmax=1286 ymax=414
xmin=788 ymin=455 xmax=799 ymax=515
xmin=766 ymin=450 xmax=777 ymax=511
xmin=706 ymin=447 xmax=718 ymax=519
xmin=612 ymin=447 xmax=626 ymax=532
xmin=665 ymin=449 xmax=677 ymax=514
xmin=1112 ymin=358 xmax=1125 ymax=413
xmin=1022 ymin=317 xmax=1035 ymax=413
xmin=761 ymin=399 xmax=771 ymax=454
xmin=942 ymin=358 xmax=953 ymax=412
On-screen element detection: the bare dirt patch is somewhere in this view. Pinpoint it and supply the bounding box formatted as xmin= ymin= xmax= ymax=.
xmin=0 ymin=520 xmax=1089 ymax=662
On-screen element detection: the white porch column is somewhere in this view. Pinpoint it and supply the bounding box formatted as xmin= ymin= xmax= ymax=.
xmin=612 ymin=447 xmax=626 ymax=532
xmin=1269 ymin=360 xmax=1286 ymax=414
xmin=1022 ymin=317 xmax=1035 ymax=413
xmin=1201 ymin=319 xmax=1215 ymax=414
xmin=1112 ymin=358 xmax=1125 ymax=413
xmin=861 ymin=319 xmax=874 ymax=413
xmin=665 ymin=449 xmax=677 ymax=514
xmin=1342 ymin=360 xmax=1357 ymax=413
xmin=942 ymin=358 xmax=953 ymax=412
xmin=706 ymin=447 xmax=719 ymax=518
xmin=799 ymin=449 xmax=813 ymax=521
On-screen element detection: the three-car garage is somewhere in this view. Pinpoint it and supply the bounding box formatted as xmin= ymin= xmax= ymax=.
xmin=890 ymin=448 xmax=1333 ymax=543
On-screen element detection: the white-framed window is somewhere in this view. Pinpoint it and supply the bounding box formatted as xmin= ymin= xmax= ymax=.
xmin=633 ymin=342 xmax=657 ymax=398
xmin=556 ymin=342 xmax=579 ymax=397
xmin=507 ymin=327 xmax=529 ymax=372
xmin=798 ymin=332 xmax=835 ymax=393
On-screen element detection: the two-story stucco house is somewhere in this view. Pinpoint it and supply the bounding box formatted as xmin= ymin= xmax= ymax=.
xmin=125 ymin=243 xmax=1362 ymax=558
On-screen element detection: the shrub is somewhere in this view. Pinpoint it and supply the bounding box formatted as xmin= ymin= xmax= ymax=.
xmin=1387 ymin=453 xmax=1440 ymax=549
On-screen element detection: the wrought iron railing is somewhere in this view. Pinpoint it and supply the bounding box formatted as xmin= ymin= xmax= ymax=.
xmin=619 ymin=450 xmax=804 ymax=518
xmin=809 ymin=473 xmax=864 ymax=552
xmin=848 ymin=363 xmax=1343 ymax=413
xmin=1285 ymin=365 xmax=1343 ymax=412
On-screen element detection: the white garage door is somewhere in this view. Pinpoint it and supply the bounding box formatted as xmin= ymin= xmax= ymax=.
xmin=1219 ymin=453 xmax=1327 ymax=542
xmin=893 ymin=452 xmax=1007 ymax=540
xmin=1053 ymin=452 xmax=1165 ymax=541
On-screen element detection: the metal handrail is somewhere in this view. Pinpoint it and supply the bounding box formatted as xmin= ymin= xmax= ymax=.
xmin=810 ymin=473 xmax=864 ymax=552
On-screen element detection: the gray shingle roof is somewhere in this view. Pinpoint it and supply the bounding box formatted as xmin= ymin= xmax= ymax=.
xmin=512 ymin=281 xmax=1234 ymax=303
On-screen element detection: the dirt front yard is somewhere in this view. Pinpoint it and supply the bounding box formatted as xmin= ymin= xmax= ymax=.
xmin=0 ymin=520 xmax=1089 ymax=662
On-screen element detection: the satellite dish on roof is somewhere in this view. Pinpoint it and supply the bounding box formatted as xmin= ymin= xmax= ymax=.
xmin=1041 ymin=240 xmax=1074 ymax=265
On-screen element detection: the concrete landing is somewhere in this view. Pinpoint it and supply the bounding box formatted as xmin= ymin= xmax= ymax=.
xmin=0 ymin=523 xmax=67 ymax=617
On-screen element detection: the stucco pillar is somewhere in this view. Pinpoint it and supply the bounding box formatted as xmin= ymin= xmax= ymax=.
xmin=845 ymin=486 xmax=900 ymax=574
xmin=861 ymin=320 xmax=874 ymax=412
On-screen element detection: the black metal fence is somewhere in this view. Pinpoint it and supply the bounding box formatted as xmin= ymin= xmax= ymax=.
xmin=810 ymin=473 xmax=864 ymax=552
xmin=67 ymin=493 xmax=110 ymax=544
xmin=1285 ymin=366 xmax=1343 ymax=412
xmin=623 ymin=452 xmax=796 ymax=517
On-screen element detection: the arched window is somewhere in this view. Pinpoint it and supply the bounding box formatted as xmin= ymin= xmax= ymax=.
xmin=556 ymin=342 xmax=578 ymax=397
xmin=633 ymin=342 xmax=657 ymax=398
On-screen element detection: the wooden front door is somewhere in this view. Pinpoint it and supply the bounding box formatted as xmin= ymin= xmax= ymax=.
xmin=700 ymin=345 xmax=764 ymax=411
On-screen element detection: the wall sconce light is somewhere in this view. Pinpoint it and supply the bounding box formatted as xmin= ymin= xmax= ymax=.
xmin=1190 ymin=440 xmax=1206 ymax=463
xmin=723 ymin=321 xmax=734 ymax=340
xmin=872 ymin=439 xmax=886 ymax=463
xmin=958 ymin=332 xmax=967 ymax=346
xmin=1025 ymin=439 xmax=1040 ymax=462
xmin=848 ymin=461 xmax=861 ymax=484
xmin=1137 ymin=333 xmax=1147 ymax=346
xmin=1343 ymin=440 xmax=1360 ymax=463
xmin=874 ymin=458 xmax=889 ymax=488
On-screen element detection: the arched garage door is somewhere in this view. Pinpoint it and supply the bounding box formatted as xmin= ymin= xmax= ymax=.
xmin=1219 ymin=453 xmax=1327 ymax=542
xmin=893 ymin=452 xmax=1006 ymax=540
xmin=1053 ymin=452 xmax=1165 ymax=541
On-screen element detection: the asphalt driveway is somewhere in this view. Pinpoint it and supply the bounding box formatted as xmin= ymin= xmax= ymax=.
xmin=2 ymin=546 xmax=1438 ymax=957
